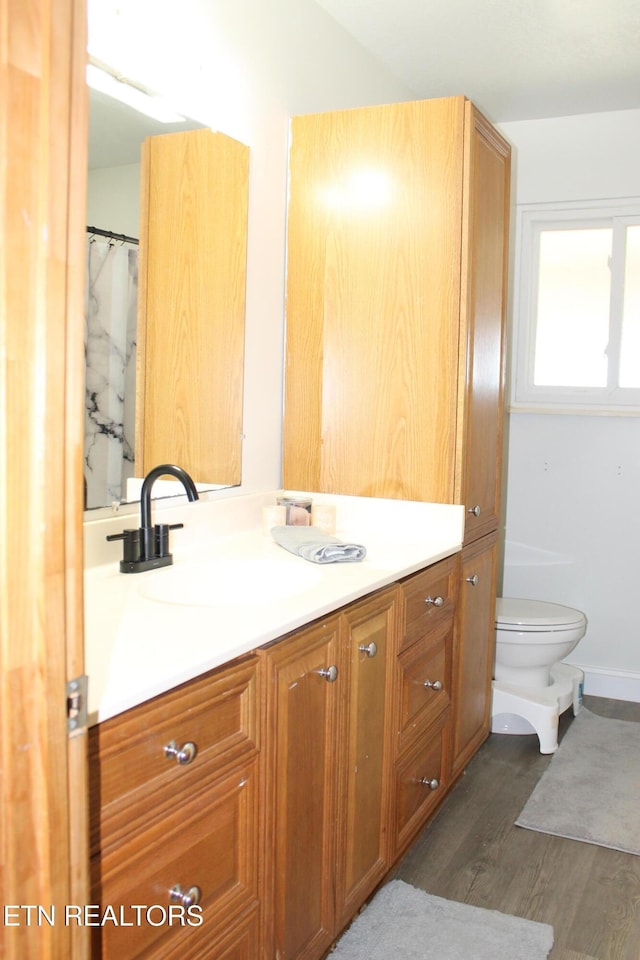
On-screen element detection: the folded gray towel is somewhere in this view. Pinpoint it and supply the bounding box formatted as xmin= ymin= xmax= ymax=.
xmin=271 ymin=525 xmax=366 ymax=564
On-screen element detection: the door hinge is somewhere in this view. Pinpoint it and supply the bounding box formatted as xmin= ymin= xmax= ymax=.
xmin=66 ymin=675 xmax=88 ymax=734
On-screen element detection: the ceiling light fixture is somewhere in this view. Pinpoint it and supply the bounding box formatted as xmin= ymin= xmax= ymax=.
xmin=86 ymin=58 xmax=185 ymax=124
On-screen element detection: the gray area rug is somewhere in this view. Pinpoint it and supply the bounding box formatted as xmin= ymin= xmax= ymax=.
xmin=516 ymin=707 xmax=640 ymax=855
xmin=330 ymin=880 xmax=553 ymax=960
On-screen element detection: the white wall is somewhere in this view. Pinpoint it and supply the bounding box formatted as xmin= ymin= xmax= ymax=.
xmin=87 ymin=164 xmax=140 ymax=237
xmin=87 ymin=0 xmax=412 ymax=499
xmin=498 ymin=109 xmax=640 ymax=701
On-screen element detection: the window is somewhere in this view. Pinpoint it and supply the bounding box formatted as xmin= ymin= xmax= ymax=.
xmin=512 ymin=199 xmax=640 ymax=412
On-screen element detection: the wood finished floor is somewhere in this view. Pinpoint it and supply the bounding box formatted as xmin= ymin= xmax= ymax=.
xmin=394 ymin=696 xmax=640 ymax=960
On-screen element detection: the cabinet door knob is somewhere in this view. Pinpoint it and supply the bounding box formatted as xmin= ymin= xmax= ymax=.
xmin=358 ymin=641 xmax=377 ymax=658
xmin=169 ymin=884 xmax=201 ymax=908
xmin=317 ymin=664 xmax=339 ymax=682
xmin=465 ymin=574 xmax=479 ymax=587
xmin=468 ymin=504 xmax=481 ymax=517
xmin=424 ymin=595 xmax=444 ymax=607
xmin=423 ymin=679 xmax=443 ymax=691
xmin=164 ymin=740 xmax=198 ymax=765
xmin=418 ymin=777 xmax=440 ymax=790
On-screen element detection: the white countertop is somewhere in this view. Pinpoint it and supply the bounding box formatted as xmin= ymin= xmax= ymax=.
xmin=84 ymin=491 xmax=464 ymax=725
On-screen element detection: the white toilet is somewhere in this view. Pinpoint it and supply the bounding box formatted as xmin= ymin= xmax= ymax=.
xmin=491 ymin=597 xmax=587 ymax=753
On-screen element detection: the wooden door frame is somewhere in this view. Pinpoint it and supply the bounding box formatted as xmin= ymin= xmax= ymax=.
xmin=1 ymin=0 xmax=89 ymax=957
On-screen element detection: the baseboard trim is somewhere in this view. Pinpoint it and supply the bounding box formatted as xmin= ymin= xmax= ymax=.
xmin=577 ymin=664 xmax=640 ymax=703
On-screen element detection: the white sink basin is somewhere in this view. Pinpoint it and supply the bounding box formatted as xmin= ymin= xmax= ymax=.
xmin=139 ymin=557 xmax=322 ymax=607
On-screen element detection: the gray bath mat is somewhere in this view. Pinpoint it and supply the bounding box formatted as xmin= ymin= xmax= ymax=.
xmin=330 ymin=880 xmax=553 ymax=960
xmin=516 ymin=707 xmax=640 ymax=855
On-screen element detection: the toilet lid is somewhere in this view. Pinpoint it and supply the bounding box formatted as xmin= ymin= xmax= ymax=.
xmin=496 ymin=597 xmax=586 ymax=631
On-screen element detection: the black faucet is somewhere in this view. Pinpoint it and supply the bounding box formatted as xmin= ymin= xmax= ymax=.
xmin=107 ymin=464 xmax=199 ymax=573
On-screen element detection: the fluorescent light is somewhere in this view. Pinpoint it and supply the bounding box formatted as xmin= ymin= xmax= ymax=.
xmin=86 ymin=62 xmax=185 ymax=124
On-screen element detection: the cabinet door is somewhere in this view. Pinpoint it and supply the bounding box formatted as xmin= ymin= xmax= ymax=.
xmin=451 ymin=532 xmax=498 ymax=778
xmin=283 ymin=97 xmax=466 ymax=501
xmin=335 ymin=588 xmax=398 ymax=928
xmin=136 ymin=128 xmax=248 ymax=485
xmin=458 ymin=104 xmax=510 ymax=543
xmin=263 ymin=618 xmax=341 ymax=960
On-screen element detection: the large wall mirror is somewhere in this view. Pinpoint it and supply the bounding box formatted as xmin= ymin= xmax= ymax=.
xmin=85 ymin=82 xmax=248 ymax=513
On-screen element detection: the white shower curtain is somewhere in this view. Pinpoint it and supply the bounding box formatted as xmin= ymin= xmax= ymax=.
xmin=84 ymin=237 xmax=139 ymax=509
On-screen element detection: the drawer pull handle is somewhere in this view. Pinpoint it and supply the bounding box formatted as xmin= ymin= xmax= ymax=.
xmin=466 ymin=574 xmax=479 ymax=587
xmin=358 ymin=641 xmax=378 ymax=658
xmin=423 ymin=679 xmax=443 ymax=691
xmin=317 ymin=664 xmax=339 ymax=683
xmin=424 ymin=595 xmax=444 ymax=607
xmin=164 ymin=740 xmax=198 ymax=765
xmin=169 ymin=884 xmax=201 ymax=908
xmin=418 ymin=777 xmax=440 ymax=790
xmin=468 ymin=504 xmax=481 ymax=517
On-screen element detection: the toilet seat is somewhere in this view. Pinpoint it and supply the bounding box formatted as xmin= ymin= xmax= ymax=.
xmin=496 ymin=597 xmax=586 ymax=634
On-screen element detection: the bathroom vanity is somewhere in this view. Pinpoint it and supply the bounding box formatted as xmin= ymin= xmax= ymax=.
xmin=84 ymin=492 xmax=498 ymax=960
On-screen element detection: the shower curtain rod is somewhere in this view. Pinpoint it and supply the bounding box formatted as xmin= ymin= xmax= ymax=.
xmin=86 ymin=225 xmax=139 ymax=245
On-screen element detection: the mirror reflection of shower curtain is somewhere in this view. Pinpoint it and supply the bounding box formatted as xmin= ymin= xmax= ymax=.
xmin=84 ymin=238 xmax=138 ymax=509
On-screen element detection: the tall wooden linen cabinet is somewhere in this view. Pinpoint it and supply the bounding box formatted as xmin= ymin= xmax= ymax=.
xmin=283 ymin=96 xmax=510 ymax=778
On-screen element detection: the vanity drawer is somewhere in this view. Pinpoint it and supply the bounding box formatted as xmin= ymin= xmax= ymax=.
xmin=391 ymin=711 xmax=450 ymax=858
xmin=400 ymin=555 xmax=457 ymax=653
xmin=92 ymin=756 xmax=260 ymax=960
xmin=396 ymin=627 xmax=451 ymax=754
xmin=90 ymin=656 xmax=259 ymax=853
xmin=155 ymin=905 xmax=260 ymax=960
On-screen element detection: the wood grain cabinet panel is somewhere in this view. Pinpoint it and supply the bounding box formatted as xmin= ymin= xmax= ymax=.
xmin=451 ymin=532 xmax=499 ymax=779
xmin=89 ymin=656 xmax=261 ymax=960
xmin=391 ymin=711 xmax=450 ymax=859
xmin=261 ymin=617 xmax=342 ymax=960
xmin=396 ymin=628 xmax=451 ymax=756
xmin=388 ymin=559 xmax=458 ymax=861
xmin=136 ymin=128 xmax=248 ymax=486
xmin=400 ymin=555 xmax=457 ymax=653
xmin=335 ymin=588 xmax=398 ymax=928
xmin=261 ymin=587 xmax=400 ymax=960
xmin=93 ymin=760 xmax=259 ymax=960
xmin=157 ymin=906 xmax=260 ymax=960
xmin=89 ymin=657 xmax=259 ymax=855
xmin=458 ymin=109 xmax=510 ymax=544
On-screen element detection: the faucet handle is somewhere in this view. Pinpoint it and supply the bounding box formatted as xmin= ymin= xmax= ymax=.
xmin=106 ymin=528 xmax=142 ymax=563
xmin=154 ymin=523 xmax=184 ymax=559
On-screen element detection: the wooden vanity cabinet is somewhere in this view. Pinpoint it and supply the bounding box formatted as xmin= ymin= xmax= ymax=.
xmin=89 ymin=656 xmax=261 ymax=960
xmin=88 ymin=558 xmax=474 ymax=960
xmin=260 ymin=586 xmax=399 ymax=960
xmin=451 ymin=532 xmax=499 ymax=779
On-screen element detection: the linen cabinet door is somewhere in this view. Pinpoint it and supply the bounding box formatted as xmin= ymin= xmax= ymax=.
xmin=459 ymin=104 xmax=510 ymax=544
xmin=283 ymin=98 xmax=465 ymax=501
xmin=451 ymin=532 xmax=498 ymax=778
xmin=335 ymin=587 xmax=398 ymax=929
xmin=262 ymin=618 xmax=342 ymax=960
